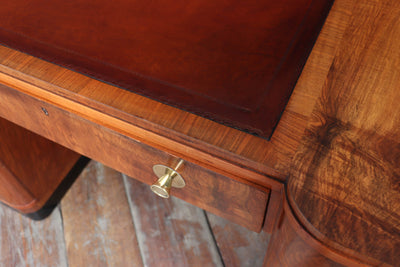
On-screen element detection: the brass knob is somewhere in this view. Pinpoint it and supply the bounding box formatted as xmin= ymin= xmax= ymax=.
xmin=151 ymin=159 xmax=185 ymax=198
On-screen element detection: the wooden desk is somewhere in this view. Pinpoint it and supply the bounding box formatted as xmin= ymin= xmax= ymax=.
xmin=0 ymin=0 xmax=398 ymax=266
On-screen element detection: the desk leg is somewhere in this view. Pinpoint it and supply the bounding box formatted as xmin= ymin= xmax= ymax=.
xmin=0 ymin=117 xmax=87 ymax=218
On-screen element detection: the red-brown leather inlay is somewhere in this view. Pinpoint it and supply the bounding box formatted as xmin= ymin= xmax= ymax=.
xmin=0 ymin=0 xmax=333 ymax=138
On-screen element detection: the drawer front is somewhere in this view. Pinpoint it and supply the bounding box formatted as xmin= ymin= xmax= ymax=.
xmin=0 ymin=83 xmax=269 ymax=231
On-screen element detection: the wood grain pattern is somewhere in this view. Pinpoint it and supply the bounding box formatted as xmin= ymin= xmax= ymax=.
xmin=0 ymin=117 xmax=81 ymax=213
xmin=0 ymin=82 xmax=269 ymax=231
xmin=2 ymin=0 xmax=397 ymax=265
xmin=0 ymin=206 xmax=67 ymax=267
xmin=0 ymin=0 xmax=333 ymax=138
xmin=263 ymin=190 xmax=283 ymax=234
xmin=172 ymin=159 xmax=269 ymax=232
xmin=61 ymin=161 xmax=143 ymax=267
xmin=0 ymin=160 xmax=272 ymax=266
xmin=124 ymin=177 xmax=223 ymax=267
xmin=206 ymin=212 xmax=270 ymax=267
xmin=265 ymin=198 xmax=374 ymax=267
xmin=288 ymin=0 xmax=400 ymax=265
xmin=0 ymin=0 xmax=351 ymax=185
xmin=0 ymin=157 xmax=34 ymax=209
xmin=0 ymin=60 xmax=284 ymax=189
xmin=263 ymin=206 xmax=345 ymax=267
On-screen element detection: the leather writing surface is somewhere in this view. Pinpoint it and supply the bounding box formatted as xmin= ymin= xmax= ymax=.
xmin=0 ymin=0 xmax=333 ymax=138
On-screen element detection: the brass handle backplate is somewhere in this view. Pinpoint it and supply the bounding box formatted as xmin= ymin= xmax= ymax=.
xmin=150 ymin=159 xmax=185 ymax=198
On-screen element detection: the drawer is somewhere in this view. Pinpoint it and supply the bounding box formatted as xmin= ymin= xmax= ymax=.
xmin=0 ymin=83 xmax=269 ymax=231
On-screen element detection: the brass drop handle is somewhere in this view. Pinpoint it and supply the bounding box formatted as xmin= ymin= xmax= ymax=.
xmin=150 ymin=159 xmax=185 ymax=198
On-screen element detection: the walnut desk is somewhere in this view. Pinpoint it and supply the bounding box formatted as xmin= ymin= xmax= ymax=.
xmin=0 ymin=0 xmax=399 ymax=266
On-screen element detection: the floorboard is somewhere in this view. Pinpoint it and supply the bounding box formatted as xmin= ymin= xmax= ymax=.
xmin=124 ymin=176 xmax=223 ymax=267
xmin=206 ymin=212 xmax=270 ymax=267
xmin=0 ymin=161 xmax=270 ymax=266
xmin=0 ymin=206 xmax=68 ymax=267
xmin=61 ymin=161 xmax=143 ymax=267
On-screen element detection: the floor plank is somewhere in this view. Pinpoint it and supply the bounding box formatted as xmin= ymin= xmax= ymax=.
xmin=0 ymin=161 xmax=270 ymax=266
xmin=124 ymin=176 xmax=224 ymax=267
xmin=61 ymin=161 xmax=143 ymax=267
xmin=0 ymin=206 xmax=68 ymax=267
xmin=206 ymin=212 xmax=270 ymax=267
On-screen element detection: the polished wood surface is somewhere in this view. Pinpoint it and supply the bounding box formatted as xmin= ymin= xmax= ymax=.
xmin=0 ymin=0 xmax=333 ymax=138
xmin=0 ymin=117 xmax=81 ymax=213
xmin=264 ymin=201 xmax=346 ymax=267
xmin=0 ymin=0 xmax=399 ymax=265
xmin=0 ymin=47 xmax=284 ymax=190
xmin=288 ymin=0 xmax=400 ymax=265
xmin=0 ymin=81 xmax=269 ymax=231
xmin=0 ymin=0 xmax=351 ymax=187
xmin=0 ymin=0 xmax=352 ymax=185
xmin=0 ymin=79 xmax=269 ymax=231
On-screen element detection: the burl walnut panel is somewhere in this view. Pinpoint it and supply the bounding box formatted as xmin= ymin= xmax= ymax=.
xmin=288 ymin=0 xmax=400 ymax=265
xmin=0 ymin=0 xmax=333 ymax=138
xmin=0 ymin=83 xmax=269 ymax=231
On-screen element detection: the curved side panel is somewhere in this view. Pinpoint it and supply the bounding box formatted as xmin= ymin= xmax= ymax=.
xmin=0 ymin=116 xmax=81 ymax=214
xmin=262 ymin=194 xmax=374 ymax=267
xmin=0 ymin=158 xmax=36 ymax=209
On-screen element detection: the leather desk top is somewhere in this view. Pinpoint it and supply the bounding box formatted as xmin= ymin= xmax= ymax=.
xmin=0 ymin=0 xmax=399 ymax=265
xmin=0 ymin=0 xmax=333 ymax=138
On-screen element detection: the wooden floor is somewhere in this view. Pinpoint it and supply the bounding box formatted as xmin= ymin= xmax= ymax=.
xmin=0 ymin=161 xmax=270 ymax=267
